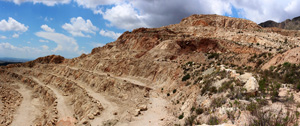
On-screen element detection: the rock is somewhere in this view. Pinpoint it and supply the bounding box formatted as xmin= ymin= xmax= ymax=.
xmin=88 ymin=114 xmax=94 ymax=120
xmin=243 ymin=77 xmax=258 ymax=93
xmin=139 ymin=105 xmax=147 ymax=111
xmin=134 ymin=109 xmax=140 ymax=116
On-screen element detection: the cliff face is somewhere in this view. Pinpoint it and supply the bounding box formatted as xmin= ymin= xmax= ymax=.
xmin=259 ymin=16 xmax=300 ymax=30
xmin=2 ymin=14 xmax=300 ymax=126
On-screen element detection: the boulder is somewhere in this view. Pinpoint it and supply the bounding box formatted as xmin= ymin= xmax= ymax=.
xmin=243 ymin=77 xmax=258 ymax=93
xmin=139 ymin=105 xmax=147 ymax=111
xmin=88 ymin=114 xmax=94 ymax=120
xmin=134 ymin=109 xmax=140 ymax=116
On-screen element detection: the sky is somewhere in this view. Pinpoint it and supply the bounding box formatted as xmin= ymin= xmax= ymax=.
xmin=0 ymin=0 xmax=300 ymax=59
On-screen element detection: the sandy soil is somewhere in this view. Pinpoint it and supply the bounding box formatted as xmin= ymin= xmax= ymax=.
xmin=65 ymin=66 xmax=152 ymax=89
xmin=65 ymin=65 xmax=171 ymax=126
xmin=120 ymin=92 xmax=169 ymax=126
xmin=11 ymin=84 xmax=41 ymax=126
xmin=51 ymin=72 xmax=120 ymax=125
xmin=31 ymin=77 xmax=74 ymax=120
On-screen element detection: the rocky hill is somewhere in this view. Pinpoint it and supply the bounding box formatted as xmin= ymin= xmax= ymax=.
xmin=259 ymin=16 xmax=300 ymax=30
xmin=1 ymin=14 xmax=300 ymax=126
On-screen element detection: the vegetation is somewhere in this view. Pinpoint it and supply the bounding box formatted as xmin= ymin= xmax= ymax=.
xmin=178 ymin=113 xmax=184 ymax=119
xmin=208 ymin=53 xmax=220 ymax=59
xmin=195 ymin=108 xmax=204 ymax=115
xmin=207 ymin=116 xmax=219 ymax=125
xmin=182 ymin=74 xmax=191 ymax=81
xmin=173 ymin=89 xmax=177 ymax=93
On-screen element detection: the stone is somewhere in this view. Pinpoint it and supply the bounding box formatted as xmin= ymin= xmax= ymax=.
xmin=88 ymin=114 xmax=94 ymax=120
xmin=139 ymin=105 xmax=147 ymax=111
xmin=243 ymin=77 xmax=259 ymax=93
xmin=134 ymin=109 xmax=140 ymax=116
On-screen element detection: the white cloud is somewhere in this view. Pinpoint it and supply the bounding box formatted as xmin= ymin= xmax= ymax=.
xmin=79 ymin=0 xmax=300 ymax=29
xmin=12 ymin=33 xmax=19 ymax=38
xmin=0 ymin=17 xmax=28 ymax=32
xmin=90 ymin=42 xmax=104 ymax=47
xmin=0 ymin=42 xmax=48 ymax=58
xmin=74 ymin=0 xmax=121 ymax=9
xmin=99 ymin=29 xmax=121 ymax=40
xmin=44 ymin=17 xmax=53 ymax=22
xmin=41 ymin=45 xmax=49 ymax=50
xmin=97 ymin=0 xmax=232 ymax=30
xmin=41 ymin=24 xmax=55 ymax=32
xmin=7 ymin=0 xmax=71 ymax=6
xmin=101 ymin=3 xmax=148 ymax=30
xmin=62 ymin=17 xmax=98 ymax=37
xmin=0 ymin=35 xmax=7 ymax=39
xmin=39 ymin=39 xmax=49 ymax=43
xmin=229 ymin=0 xmax=300 ymax=23
xmin=35 ymin=31 xmax=83 ymax=57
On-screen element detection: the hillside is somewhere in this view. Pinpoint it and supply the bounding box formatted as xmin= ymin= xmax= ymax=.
xmin=1 ymin=14 xmax=300 ymax=126
xmin=259 ymin=16 xmax=300 ymax=30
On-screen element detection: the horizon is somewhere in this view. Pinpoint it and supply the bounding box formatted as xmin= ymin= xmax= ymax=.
xmin=0 ymin=0 xmax=299 ymax=59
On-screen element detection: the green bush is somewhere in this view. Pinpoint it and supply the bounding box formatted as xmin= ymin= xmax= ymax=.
xmin=211 ymin=97 xmax=227 ymax=108
xmin=258 ymin=78 xmax=267 ymax=93
xmin=185 ymin=115 xmax=196 ymax=126
xmin=207 ymin=116 xmax=219 ymax=125
xmin=178 ymin=113 xmax=184 ymax=119
xmin=208 ymin=53 xmax=220 ymax=59
xmin=173 ymin=89 xmax=177 ymax=93
xmin=196 ymin=108 xmax=204 ymax=115
xmin=190 ymin=106 xmax=195 ymax=112
xmin=182 ymin=74 xmax=191 ymax=81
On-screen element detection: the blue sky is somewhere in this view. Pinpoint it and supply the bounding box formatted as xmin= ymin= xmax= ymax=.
xmin=0 ymin=0 xmax=299 ymax=59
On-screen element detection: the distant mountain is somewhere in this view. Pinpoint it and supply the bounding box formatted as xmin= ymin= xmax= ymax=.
xmin=0 ymin=57 xmax=32 ymax=63
xmin=0 ymin=57 xmax=33 ymax=66
xmin=259 ymin=16 xmax=300 ymax=30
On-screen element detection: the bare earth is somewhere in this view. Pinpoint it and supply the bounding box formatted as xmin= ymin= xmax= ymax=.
xmin=31 ymin=77 xmax=74 ymax=120
xmin=11 ymin=84 xmax=41 ymax=126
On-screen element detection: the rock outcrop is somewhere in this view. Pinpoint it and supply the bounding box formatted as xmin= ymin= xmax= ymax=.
xmin=262 ymin=47 xmax=300 ymax=70
xmin=259 ymin=16 xmax=300 ymax=30
xmin=1 ymin=14 xmax=300 ymax=126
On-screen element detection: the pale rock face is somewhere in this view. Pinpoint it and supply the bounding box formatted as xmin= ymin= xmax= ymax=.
xmin=243 ymin=77 xmax=258 ymax=93
xmin=238 ymin=73 xmax=253 ymax=83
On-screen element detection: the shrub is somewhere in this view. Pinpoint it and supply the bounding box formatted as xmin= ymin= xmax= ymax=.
xmin=219 ymin=80 xmax=234 ymax=92
xmin=190 ymin=106 xmax=195 ymax=112
xmin=207 ymin=116 xmax=219 ymax=125
xmin=182 ymin=74 xmax=191 ymax=81
xmin=211 ymin=97 xmax=227 ymax=108
xmin=173 ymin=89 xmax=177 ymax=93
xmin=258 ymin=78 xmax=267 ymax=93
xmin=209 ymin=86 xmax=217 ymax=93
xmin=283 ymin=62 xmax=291 ymax=68
xmin=196 ymin=108 xmax=204 ymax=115
xmin=249 ymin=109 xmax=296 ymax=126
xmin=186 ymin=61 xmax=193 ymax=66
xmin=208 ymin=53 xmax=220 ymax=59
xmin=185 ymin=115 xmax=196 ymax=126
xmin=178 ymin=113 xmax=184 ymax=119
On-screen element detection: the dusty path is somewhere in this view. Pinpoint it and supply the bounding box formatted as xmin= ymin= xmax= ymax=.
xmin=119 ymin=92 xmax=169 ymax=126
xmin=49 ymin=72 xmax=119 ymax=126
xmin=65 ymin=65 xmax=152 ymax=89
xmin=55 ymin=65 xmax=170 ymax=125
xmin=11 ymin=84 xmax=41 ymax=126
xmin=31 ymin=77 xmax=74 ymax=120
